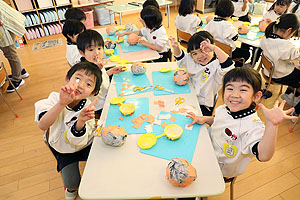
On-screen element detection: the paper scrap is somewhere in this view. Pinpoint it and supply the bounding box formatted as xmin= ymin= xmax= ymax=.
xmin=170 ymin=116 xmax=177 ymax=121
xmin=154 ymin=119 xmax=162 ymax=125
xmin=145 ymin=115 xmax=155 ymax=124
xmin=159 ymin=114 xmax=171 ymax=120
xmin=161 ymin=122 xmax=168 ymax=128
xmin=185 ymin=124 xmax=193 ymax=130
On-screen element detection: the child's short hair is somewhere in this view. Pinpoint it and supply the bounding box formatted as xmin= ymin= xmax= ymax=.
xmin=187 ymin=31 xmax=214 ymax=53
xmin=265 ymin=13 xmax=300 ymax=38
xmin=66 ymin=61 xmax=102 ymax=96
xmin=215 ymin=0 xmax=234 ymax=18
xmin=76 ymin=30 xmax=104 ymax=53
xmin=62 ymin=19 xmax=86 ymax=43
xmin=179 ymin=0 xmax=195 ymax=16
xmin=143 ymin=0 xmax=159 ymax=9
xmin=65 ymin=7 xmax=86 ymax=21
xmin=222 ymin=67 xmax=262 ymax=96
xmin=268 ymin=0 xmax=292 ymax=11
xmin=140 ymin=6 xmax=162 ymax=29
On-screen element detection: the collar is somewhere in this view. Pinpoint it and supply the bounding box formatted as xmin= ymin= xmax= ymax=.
xmin=268 ymin=33 xmax=282 ymax=39
xmin=150 ymin=24 xmax=162 ymax=33
xmin=66 ymin=99 xmax=87 ymax=112
xmin=67 ymin=41 xmax=77 ymax=45
xmin=226 ymin=102 xmax=256 ymax=119
xmin=213 ymin=17 xmax=227 ymax=22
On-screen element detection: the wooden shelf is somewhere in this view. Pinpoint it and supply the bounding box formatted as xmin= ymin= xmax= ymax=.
xmin=72 ymin=0 xmax=113 ymax=8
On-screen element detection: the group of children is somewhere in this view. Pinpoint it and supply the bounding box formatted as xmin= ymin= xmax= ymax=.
xmin=34 ymin=0 xmax=299 ymax=199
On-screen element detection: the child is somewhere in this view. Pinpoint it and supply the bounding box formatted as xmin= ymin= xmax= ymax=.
xmin=288 ymin=0 xmax=300 ymax=20
xmin=260 ymin=14 xmax=300 ymax=107
xmin=65 ymin=7 xmax=86 ymax=23
xmin=232 ymin=0 xmax=253 ymax=22
xmin=174 ymin=0 xmax=203 ymax=35
xmin=35 ymin=61 xmax=103 ymax=200
xmin=169 ymin=31 xmax=235 ymax=116
xmin=143 ymin=0 xmax=159 ymax=8
xmin=116 ymin=6 xmax=171 ymax=62
xmin=204 ymin=0 xmax=250 ymax=67
xmin=77 ymin=30 xmax=123 ymax=119
xmin=263 ymin=0 xmax=292 ymax=21
xmin=186 ymin=67 xmax=297 ymax=178
xmin=62 ymin=19 xmax=86 ymax=66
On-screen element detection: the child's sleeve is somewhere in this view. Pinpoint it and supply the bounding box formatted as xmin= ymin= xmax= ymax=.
xmin=241 ymin=119 xmax=265 ymax=156
xmin=224 ymin=23 xmax=238 ymax=41
xmin=279 ymin=42 xmax=300 ymax=61
xmin=154 ymin=29 xmax=169 ymax=49
xmin=174 ymin=50 xmax=188 ymax=67
xmin=66 ymin=45 xmax=82 ymax=66
xmin=34 ymin=92 xmax=59 ymax=122
xmin=65 ymin=119 xmax=94 ymax=147
xmin=140 ymin=27 xmax=147 ymax=37
xmin=215 ymin=58 xmax=235 ymax=84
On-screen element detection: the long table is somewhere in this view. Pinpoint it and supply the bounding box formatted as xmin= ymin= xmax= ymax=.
xmin=79 ymin=62 xmax=225 ymax=199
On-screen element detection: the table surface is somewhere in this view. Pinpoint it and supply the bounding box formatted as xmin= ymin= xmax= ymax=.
xmin=106 ymin=0 xmax=172 ymax=13
xmin=79 ymin=62 xmax=225 ymax=199
xmin=95 ymin=27 xmax=160 ymax=68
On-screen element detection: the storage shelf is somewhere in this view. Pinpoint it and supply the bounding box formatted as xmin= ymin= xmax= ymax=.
xmin=72 ymin=0 xmax=113 ymax=8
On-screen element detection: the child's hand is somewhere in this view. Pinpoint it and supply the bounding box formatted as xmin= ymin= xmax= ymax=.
xmin=200 ymin=39 xmax=214 ymax=53
xmin=116 ymin=32 xmax=125 ymax=38
xmin=78 ymin=99 xmax=98 ymax=126
xmin=259 ymin=100 xmax=297 ymax=126
xmin=59 ymin=83 xmax=77 ymax=106
xmin=169 ymin=36 xmax=179 ymax=49
xmin=138 ymin=38 xmax=147 ymax=46
xmin=186 ymin=112 xmax=206 ymax=126
xmin=107 ymin=66 xmax=122 ymax=76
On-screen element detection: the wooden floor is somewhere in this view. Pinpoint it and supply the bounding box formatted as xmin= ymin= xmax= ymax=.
xmin=0 ymin=6 xmax=299 ymax=200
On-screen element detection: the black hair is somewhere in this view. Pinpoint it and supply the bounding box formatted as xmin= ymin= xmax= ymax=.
xmin=265 ymin=13 xmax=299 ymax=38
xmin=187 ymin=31 xmax=214 ymax=53
xmin=292 ymin=0 xmax=300 ymax=13
xmin=222 ymin=67 xmax=262 ymax=96
xmin=140 ymin=6 xmax=162 ymax=29
xmin=66 ymin=61 xmax=102 ymax=96
xmin=76 ymin=30 xmax=104 ymax=53
xmin=178 ymin=0 xmax=195 ymax=16
xmin=62 ymin=19 xmax=86 ymax=43
xmin=268 ymin=0 xmax=292 ymax=12
xmin=215 ymin=0 xmax=234 ymax=18
xmin=143 ymin=0 xmax=159 ymax=9
xmin=65 ymin=7 xmax=86 ymax=21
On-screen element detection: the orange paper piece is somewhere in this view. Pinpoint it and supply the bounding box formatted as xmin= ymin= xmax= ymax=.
xmin=135 ymin=117 xmax=144 ymax=124
xmin=161 ymin=122 xmax=168 ymax=128
xmin=121 ymin=83 xmax=127 ymax=86
xmin=154 ymin=101 xmax=158 ymax=104
xmin=190 ymin=105 xmax=196 ymax=109
xmin=170 ymin=116 xmax=176 ymax=121
xmin=119 ymin=92 xmax=124 ymax=96
xmin=158 ymin=100 xmax=165 ymax=107
xmin=140 ymin=113 xmax=148 ymax=119
xmin=145 ymin=115 xmax=155 ymax=123
xmin=127 ymin=84 xmax=132 ymax=88
xmin=120 ymin=87 xmax=126 ymax=91
xmin=131 ymin=118 xmax=138 ymax=123
xmin=120 ymin=116 xmax=124 ymax=121
xmin=179 ymin=108 xmax=187 ymax=113
xmin=133 ymin=122 xmax=143 ymax=129
xmin=171 ymin=110 xmax=179 ymax=114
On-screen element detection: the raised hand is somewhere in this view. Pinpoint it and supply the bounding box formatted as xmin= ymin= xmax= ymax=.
xmin=59 ymin=83 xmax=78 ymax=106
xmin=78 ymin=99 xmax=98 ymax=124
xmin=200 ymin=39 xmax=214 ymax=53
xmin=169 ymin=36 xmax=179 ymax=49
xmin=259 ymin=100 xmax=297 ymax=126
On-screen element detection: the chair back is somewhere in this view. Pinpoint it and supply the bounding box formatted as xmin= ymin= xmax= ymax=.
xmin=215 ymin=40 xmax=232 ymax=56
xmin=176 ymin=29 xmax=192 ymax=48
xmin=257 ymin=54 xmax=274 ymax=84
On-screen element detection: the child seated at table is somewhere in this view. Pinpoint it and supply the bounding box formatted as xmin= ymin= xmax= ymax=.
xmin=232 ymin=0 xmax=252 ymax=22
xmin=62 ymin=19 xmax=86 ymax=66
xmin=175 ymin=0 xmax=203 ymax=35
xmin=186 ymin=67 xmax=297 ymax=179
xmin=65 ymin=7 xmax=86 ymax=23
xmin=263 ymin=0 xmax=292 ymax=22
xmin=169 ymin=31 xmax=235 ymax=116
xmin=260 ymin=14 xmax=300 ymax=107
xmin=288 ymin=0 xmax=300 ymax=20
xmin=143 ymin=0 xmax=159 ymax=8
xmin=35 ymin=61 xmax=103 ymax=200
xmin=77 ymin=30 xmax=123 ymax=119
xmin=204 ymin=0 xmax=250 ymax=67
xmin=116 ymin=6 xmax=171 ymax=62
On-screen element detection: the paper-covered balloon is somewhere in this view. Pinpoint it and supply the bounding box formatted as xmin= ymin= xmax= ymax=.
xmin=259 ymin=20 xmax=270 ymax=32
xmin=173 ymin=70 xmax=190 ymax=86
xmin=125 ymin=24 xmax=134 ymax=32
xmin=131 ymin=62 xmax=146 ymax=75
xmin=104 ymin=40 xmax=116 ymax=49
xmin=206 ymin=15 xmax=214 ymax=23
xmin=166 ymin=158 xmax=197 ymax=187
xmin=238 ymin=25 xmax=249 ymax=34
xmin=106 ymin=26 xmax=116 ymax=35
xmin=101 ymin=125 xmax=127 ymax=147
xmin=127 ymin=33 xmax=139 ymax=45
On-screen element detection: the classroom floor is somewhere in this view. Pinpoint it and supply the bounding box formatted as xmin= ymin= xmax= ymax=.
xmin=0 ymin=5 xmax=300 ymax=200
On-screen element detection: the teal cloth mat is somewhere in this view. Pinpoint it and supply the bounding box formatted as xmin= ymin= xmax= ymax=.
xmin=239 ymin=28 xmax=264 ymax=41
xmin=152 ymin=70 xmax=191 ymax=96
xmin=105 ymin=97 xmax=149 ymax=134
xmin=140 ymin=111 xmax=201 ymax=163
xmin=114 ymin=71 xmax=152 ymax=96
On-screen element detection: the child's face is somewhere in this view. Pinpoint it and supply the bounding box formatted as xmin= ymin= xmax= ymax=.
xmin=81 ymin=41 xmax=104 ymax=69
xmin=190 ymin=49 xmax=214 ymax=65
xmin=66 ymin=70 xmax=96 ymax=100
xmin=274 ymin=4 xmax=288 ymax=15
xmin=223 ymin=81 xmax=260 ymax=112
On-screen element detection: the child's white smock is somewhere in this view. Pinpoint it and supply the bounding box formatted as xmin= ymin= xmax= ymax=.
xmin=66 ymin=43 xmax=81 ymax=66
xmin=232 ymin=0 xmax=249 ymax=17
xmin=263 ymin=9 xmax=281 ymax=21
xmin=210 ymin=104 xmax=265 ymax=178
xmin=175 ymin=14 xmax=201 ymax=35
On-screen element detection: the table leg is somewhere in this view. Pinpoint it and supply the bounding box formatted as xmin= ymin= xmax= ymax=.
xmin=119 ymin=13 xmax=122 ymax=25
xmin=167 ymin=4 xmax=170 ymax=28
